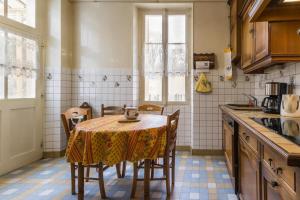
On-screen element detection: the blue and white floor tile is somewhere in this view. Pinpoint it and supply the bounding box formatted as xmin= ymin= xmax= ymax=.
xmin=0 ymin=152 xmax=237 ymax=200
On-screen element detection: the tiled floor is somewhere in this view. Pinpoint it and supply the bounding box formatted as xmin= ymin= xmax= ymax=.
xmin=0 ymin=152 xmax=237 ymax=200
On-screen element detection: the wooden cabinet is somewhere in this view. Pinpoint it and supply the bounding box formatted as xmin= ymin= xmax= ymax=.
xmin=254 ymin=22 xmax=269 ymax=62
xmin=249 ymin=0 xmax=300 ymax=22
xmin=240 ymin=1 xmax=300 ymax=73
xmin=262 ymin=161 xmax=296 ymax=200
xmin=270 ymin=21 xmax=300 ymax=56
xmin=220 ymin=107 xmax=300 ymax=200
xmin=229 ymin=0 xmax=244 ymax=63
xmin=239 ymin=136 xmax=260 ymax=200
xmin=241 ymin=7 xmax=254 ymax=69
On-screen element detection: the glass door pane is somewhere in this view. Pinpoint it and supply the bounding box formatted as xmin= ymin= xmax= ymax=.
xmin=167 ymin=15 xmax=187 ymax=102
xmin=7 ymin=33 xmax=37 ymax=99
xmin=0 ymin=0 xmax=4 ymax=16
xmin=144 ymin=15 xmax=163 ymax=102
xmin=0 ymin=30 xmax=4 ymax=99
xmin=7 ymin=0 xmax=36 ymax=27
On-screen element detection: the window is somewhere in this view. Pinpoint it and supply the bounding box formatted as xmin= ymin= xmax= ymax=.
xmin=141 ymin=10 xmax=190 ymax=104
xmin=0 ymin=0 xmax=4 ymax=16
xmin=0 ymin=28 xmax=38 ymax=99
xmin=0 ymin=0 xmax=36 ymax=27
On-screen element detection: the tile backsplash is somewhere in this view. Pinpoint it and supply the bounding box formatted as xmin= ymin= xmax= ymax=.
xmin=43 ymin=62 xmax=300 ymax=153
xmin=253 ymin=62 xmax=300 ymax=105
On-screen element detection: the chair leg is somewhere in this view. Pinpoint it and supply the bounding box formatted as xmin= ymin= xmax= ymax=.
xmin=130 ymin=162 xmax=138 ymax=198
xmin=98 ymin=162 xmax=107 ymax=199
xmin=150 ymin=160 xmax=155 ymax=179
xmin=172 ymin=149 xmax=176 ymax=185
xmin=165 ymin=155 xmax=171 ymax=197
xmin=116 ymin=163 xmax=122 ymax=178
xmin=163 ymin=157 xmax=166 ymax=176
xmin=121 ymin=161 xmax=127 ymax=178
xmin=85 ymin=166 xmax=90 ymax=182
xmin=70 ymin=163 xmax=76 ymax=195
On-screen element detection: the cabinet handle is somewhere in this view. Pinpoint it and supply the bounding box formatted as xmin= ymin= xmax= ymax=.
xmin=276 ymin=167 xmax=283 ymax=175
xmin=268 ymin=158 xmax=273 ymax=166
xmin=245 ymin=136 xmax=250 ymax=141
xmin=271 ymin=181 xmax=279 ymax=188
xmin=297 ymin=28 xmax=300 ymax=36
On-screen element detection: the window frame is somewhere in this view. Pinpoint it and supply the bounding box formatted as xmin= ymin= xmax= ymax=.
xmin=139 ymin=8 xmax=191 ymax=106
xmin=0 ymin=0 xmax=42 ymax=101
xmin=0 ymin=0 xmax=37 ymax=29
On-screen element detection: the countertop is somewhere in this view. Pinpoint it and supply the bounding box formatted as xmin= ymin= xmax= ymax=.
xmin=220 ymin=105 xmax=300 ymax=167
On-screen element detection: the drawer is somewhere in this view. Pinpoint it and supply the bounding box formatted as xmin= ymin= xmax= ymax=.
xmin=239 ymin=125 xmax=258 ymax=154
xmin=263 ymin=145 xmax=296 ymax=191
xmin=262 ymin=161 xmax=296 ymax=200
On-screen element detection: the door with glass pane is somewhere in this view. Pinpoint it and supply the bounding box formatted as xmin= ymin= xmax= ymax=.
xmin=141 ymin=10 xmax=189 ymax=104
xmin=0 ymin=28 xmax=43 ymax=175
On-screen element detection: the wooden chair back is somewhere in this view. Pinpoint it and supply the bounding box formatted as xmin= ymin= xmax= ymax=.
xmin=165 ymin=109 xmax=180 ymax=155
xmin=61 ymin=107 xmax=92 ymax=140
xmin=101 ymin=104 xmax=126 ymax=117
xmin=138 ymin=104 xmax=164 ymax=115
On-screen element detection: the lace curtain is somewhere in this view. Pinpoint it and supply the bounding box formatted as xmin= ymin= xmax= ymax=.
xmin=143 ymin=44 xmax=187 ymax=77
xmin=0 ymin=28 xmax=39 ymax=99
xmin=0 ymin=28 xmax=38 ymax=79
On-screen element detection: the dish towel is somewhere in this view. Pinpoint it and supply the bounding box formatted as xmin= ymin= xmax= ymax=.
xmin=195 ymin=73 xmax=212 ymax=93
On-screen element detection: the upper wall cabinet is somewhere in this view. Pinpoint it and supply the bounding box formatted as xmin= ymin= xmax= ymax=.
xmin=229 ymin=0 xmax=246 ymax=63
xmin=237 ymin=0 xmax=300 ymax=73
xmin=249 ymin=0 xmax=300 ymax=22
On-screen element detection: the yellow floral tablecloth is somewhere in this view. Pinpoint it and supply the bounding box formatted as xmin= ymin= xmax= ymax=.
xmin=66 ymin=114 xmax=167 ymax=166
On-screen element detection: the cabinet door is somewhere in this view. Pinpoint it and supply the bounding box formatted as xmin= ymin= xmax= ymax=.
xmin=239 ymin=137 xmax=259 ymax=200
xmin=224 ymin=122 xmax=233 ymax=177
xmin=262 ymin=162 xmax=295 ymax=200
xmin=230 ymin=0 xmax=238 ymax=61
xmin=241 ymin=9 xmax=254 ymax=69
xmin=254 ymin=22 xmax=269 ymax=62
xmin=270 ymin=21 xmax=300 ymax=55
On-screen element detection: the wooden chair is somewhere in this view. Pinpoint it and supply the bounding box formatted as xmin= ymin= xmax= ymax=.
xmin=138 ymin=103 xmax=164 ymax=115
xmin=131 ymin=109 xmax=180 ymax=198
xmin=100 ymin=104 xmax=126 ymax=117
xmin=100 ymin=104 xmax=127 ymax=178
xmin=61 ymin=107 xmax=97 ymax=195
xmin=138 ymin=103 xmax=164 ymax=177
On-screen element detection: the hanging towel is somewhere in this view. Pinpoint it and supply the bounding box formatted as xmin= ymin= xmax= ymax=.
xmin=195 ymin=73 xmax=212 ymax=93
xmin=224 ymin=48 xmax=233 ymax=80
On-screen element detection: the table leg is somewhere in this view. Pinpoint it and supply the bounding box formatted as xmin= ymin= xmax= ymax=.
xmin=78 ymin=163 xmax=84 ymax=200
xmin=144 ymin=159 xmax=151 ymax=199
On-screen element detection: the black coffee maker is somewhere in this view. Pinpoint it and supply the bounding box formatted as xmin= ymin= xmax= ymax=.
xmin=261 ymin=82 xmax=287 ymax=114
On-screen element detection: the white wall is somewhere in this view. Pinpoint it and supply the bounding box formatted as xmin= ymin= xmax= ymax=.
xmin=193 ymin=2 xmax=229 ymax=71
xmin=73 ymin=3 xmax=133 ymax=70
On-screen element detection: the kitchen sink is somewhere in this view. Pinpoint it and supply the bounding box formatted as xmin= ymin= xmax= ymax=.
xmin=226 ymin=104 xmax=262 ymax=111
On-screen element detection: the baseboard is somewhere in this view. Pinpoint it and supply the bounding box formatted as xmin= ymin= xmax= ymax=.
xmin=176 ymin=145 xmax=192 ymax=151
xmin=177 ymin=146 xmax=224 ymax=156
xmin=191 ymin=149 xmax=223 ymax=156
xmin=43 ymin=149 xmax=66 ymax=158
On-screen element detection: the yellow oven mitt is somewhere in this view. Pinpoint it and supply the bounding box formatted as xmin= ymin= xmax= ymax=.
xmin=195 ymin=73 xmax=212 ymax=93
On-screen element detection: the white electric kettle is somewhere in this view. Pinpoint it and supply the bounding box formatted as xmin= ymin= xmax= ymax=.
xmin=281 ymin=95 xmax=300 ymax=117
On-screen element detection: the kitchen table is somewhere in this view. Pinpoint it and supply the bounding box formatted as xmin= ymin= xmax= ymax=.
xmin=66 ymin=114 xmax=167 ymax=200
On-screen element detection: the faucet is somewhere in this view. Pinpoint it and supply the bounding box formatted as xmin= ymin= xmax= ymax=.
xmin=242 ymin=93 xmax=258 ymax=107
